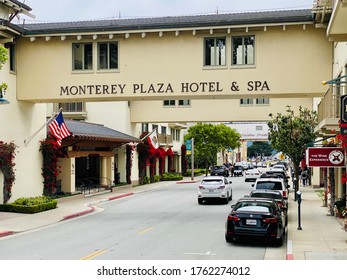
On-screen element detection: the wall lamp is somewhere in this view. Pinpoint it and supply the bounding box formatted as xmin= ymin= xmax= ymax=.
xmin=322 ymin=74 xmax=347 ymax=85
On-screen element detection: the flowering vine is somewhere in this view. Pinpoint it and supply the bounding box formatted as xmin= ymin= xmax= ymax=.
xmin=181 ymin=144 xmax=187 ymax=174
xmin=0 ymin=141 xmax=17 ymax=204
xmin=40 ymin=137 xmax=67 ymax=196
xmin=166 ymin=147 xmax=174 ymax=172
xmin=126 ymin=144 xmax=135 ymax=184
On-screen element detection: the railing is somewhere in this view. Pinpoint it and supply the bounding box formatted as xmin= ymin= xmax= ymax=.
xmin=76 ymin=177 xmax=112 ymax=195
xmin=317 ymin=87 xmax=339 ymax=123
xmin=157 ymin=134 xmax=173 ymax=146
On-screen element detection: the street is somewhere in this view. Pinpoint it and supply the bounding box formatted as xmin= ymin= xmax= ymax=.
xmin=0 ymin=174 xmax=286 ymax=260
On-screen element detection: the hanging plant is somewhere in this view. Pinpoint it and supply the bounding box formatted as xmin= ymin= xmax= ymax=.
xmin=0 ymin=141 xmax=17 ymax=204
xmin=126 ymin=144 xmax=135 ymax=184
xmin=40 ymin=137 xmax=67 ymax=196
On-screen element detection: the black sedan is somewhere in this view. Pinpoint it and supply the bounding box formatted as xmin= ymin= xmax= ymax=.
xmin=210 ymin=165 xmax=229 ymax=177
xmin=248 ymin=189 xmax=288 ymax=225
xmin=225 ymin=198 xmax=286 ymax=245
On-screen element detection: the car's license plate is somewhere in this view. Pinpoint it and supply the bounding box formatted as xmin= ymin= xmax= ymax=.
xmin=209 ymin=189 xmax=214 ymax=192
xmin=246 ymin=219 xmax=257 ymax=225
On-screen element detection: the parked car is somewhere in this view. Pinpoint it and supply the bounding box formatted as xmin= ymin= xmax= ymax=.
xmin=260 ymin=170 xmax=290 ymax=189
xmin=247 ymin=189 xmax=288 ymax=225
xmin=225 ymin=198 xmax=286 ymax=245
xmin=252 ymin=178 xmax=289 ymax=199
xmin=198 ymin=176 xmax=232 ymax=204
xmin=210 ymin=165 xmax=229 ymax=177
xmin=244 ymin=168 xmax=261 ymax=182
xmin=233 ymin=165 xmax=243 ymax=176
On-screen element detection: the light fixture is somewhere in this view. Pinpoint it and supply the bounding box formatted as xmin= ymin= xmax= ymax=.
xmin=0 ymin=90 xmax=9 ymax=105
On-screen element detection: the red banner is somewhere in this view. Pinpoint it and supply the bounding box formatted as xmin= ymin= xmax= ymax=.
xmin=307 ymin=147 xmax=345 ymax=167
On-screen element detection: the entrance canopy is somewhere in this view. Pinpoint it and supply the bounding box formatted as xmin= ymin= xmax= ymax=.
xmin=62 ymin=120 xmax=142 ymax=151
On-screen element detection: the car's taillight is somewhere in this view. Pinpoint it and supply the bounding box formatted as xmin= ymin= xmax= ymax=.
xmin=277 ymin=201 xmax=283 ymax=207
xmin=199 ymin=186 xmax=205 ymax=189
xmin=218 ymin=185 xmax=225 ymax=189
xmin=263 ymin=217 xmax=278 ymax=223
xmin=282 ymin=190 xmax=287 ymax=197
xmin=228 ymin=215 xmax=240 ymax=221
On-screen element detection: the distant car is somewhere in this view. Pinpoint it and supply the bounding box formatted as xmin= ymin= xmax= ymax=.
xmin=198 ymin=176 xmax=232 ymax=204
xmin=248 ymin=189 xmax=288 ymax=225
xmin=233 ymin=165 xmax=243 ymax=176
xmin=210 ymin=165 xmax=229 ymax=177
xmin=225 ymin=198 xmax=286 ymax=245
xmin=244 ymin=168 xmax=261 ymax=182
xmin=252 ymin=178 xmax=289 ymax=199
xmin=261 ymin=170 xmax=290 ymax=189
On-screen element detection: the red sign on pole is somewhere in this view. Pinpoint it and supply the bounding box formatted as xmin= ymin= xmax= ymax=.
xmin=307 ymin=147 xmax=345 ymax=167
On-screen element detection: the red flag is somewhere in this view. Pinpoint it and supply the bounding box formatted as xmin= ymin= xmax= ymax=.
xmin=48 ymin=112 xmax=71 ymax=146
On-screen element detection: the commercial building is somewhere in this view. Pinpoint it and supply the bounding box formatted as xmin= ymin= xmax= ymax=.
xmin=0 ymin=1 xmax=338 ymax=203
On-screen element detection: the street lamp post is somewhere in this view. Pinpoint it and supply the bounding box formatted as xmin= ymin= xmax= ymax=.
xmin=297 ymin=190 xmax=302 ymax=230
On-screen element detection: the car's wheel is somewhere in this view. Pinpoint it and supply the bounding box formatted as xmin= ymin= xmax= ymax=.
xmin=276 ymin=229 xmax=285 ymax=246
xmin=223 ymin=196 xmax=229 ymax=204
xmin=198 ymin=198 xmax=203 ymax=205
xmin=225 ymin=234 xmax=234 ymax=243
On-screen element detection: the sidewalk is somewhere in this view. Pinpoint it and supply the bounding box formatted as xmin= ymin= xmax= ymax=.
xmin=1 ymin=178 xmax=347 ymax=260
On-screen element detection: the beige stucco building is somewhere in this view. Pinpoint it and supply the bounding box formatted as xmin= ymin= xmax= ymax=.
xmin=0 ymin=1 xmax=340 ymax=203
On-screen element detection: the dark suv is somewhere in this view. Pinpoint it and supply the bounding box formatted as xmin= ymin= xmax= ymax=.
xmin=233 ymin=165 xmax=243 ymax=176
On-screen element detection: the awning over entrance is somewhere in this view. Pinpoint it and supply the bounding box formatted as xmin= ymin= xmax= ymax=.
xmin=63 ymin=120 xmax=142 ymax=149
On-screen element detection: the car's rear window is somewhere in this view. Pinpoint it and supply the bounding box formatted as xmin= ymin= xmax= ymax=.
xmin=234 ymin=202 xmax=275 ymax=213
xmin=250 ymin=192 xmax=282 ymax=199
xmin=202 ymin=179 xmax=223 ymax=184
xmin=256 ymin=181 xmax=283 ymax=190
xmin=236 ymin=206 xmax=270 ymax=213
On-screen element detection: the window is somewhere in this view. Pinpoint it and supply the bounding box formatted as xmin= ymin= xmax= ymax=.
xmin=152 ymin=124 xmax=158 ymax=131
xmin=178 ymin=100 xmax=191 ymax=106
xmin=256 ymin=98 xmax=269 ymax=105
xmin=161 ymin=126 xmax=167 ymax=135
xmin=141 ymin=123 xmax=149 ymax=133
xmin=98 ymin=42 xmax=118 ymax=70
xmin=163 ymin=100 xmax=175 ymax=106
xmin=240 ymin=98 xmax=253 ymax=105
xmin=72 ymin=43 xmax=93 ymax=70
xmin=232 ymin=36 xmax=255 ymax=65
xmin=171 ymin=128 xmax=181 ymax=141
xmin=59 ymin=102 xmax=83 ymax=112
xmin=8 ymin=43 xmax=15 ymax=72
xmin=204 ymin=37 xmax=226 ymax=66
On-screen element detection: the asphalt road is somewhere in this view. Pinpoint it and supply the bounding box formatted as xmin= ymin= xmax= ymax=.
xmin=0 ymin=174 xmax=286 ymax=260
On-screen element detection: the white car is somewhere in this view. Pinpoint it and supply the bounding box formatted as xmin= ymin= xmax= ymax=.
xmin=252 ymin=177 xmax=289 ymax=199
xmin=244 ymin=168 xmax=261 ymax=182
xmin=198 ymin=176 xmax=232 ymax=204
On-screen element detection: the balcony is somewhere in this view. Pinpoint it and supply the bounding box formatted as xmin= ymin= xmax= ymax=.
xmin=158 ymin=134 xmax=173 ymax=147
xmin=315 ymin=87 xmax=339 ymax=136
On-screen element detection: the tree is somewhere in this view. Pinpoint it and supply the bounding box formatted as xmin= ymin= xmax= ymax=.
xmin=247 ymin=141 xmax=273 ymax=159
xmin=185 ymin=122 xmax=241 ymax=174
xmin=268 ymin=106 xmax=318 ymax=198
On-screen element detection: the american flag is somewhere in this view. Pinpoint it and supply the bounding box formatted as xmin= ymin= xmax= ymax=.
xmin=48 ymin=112 xmax=71 ymax=146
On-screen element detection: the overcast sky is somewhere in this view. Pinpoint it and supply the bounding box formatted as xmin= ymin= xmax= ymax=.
xmin=21 ymin=0 xmax=314 ymax=23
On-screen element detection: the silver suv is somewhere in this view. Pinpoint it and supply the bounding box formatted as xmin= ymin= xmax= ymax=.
xmin=251 ymin=178 xmax=289 ymax=199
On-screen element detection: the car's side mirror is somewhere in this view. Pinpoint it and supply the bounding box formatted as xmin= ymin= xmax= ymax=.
xmin=251 ymin=184 xmax=255 ymax=187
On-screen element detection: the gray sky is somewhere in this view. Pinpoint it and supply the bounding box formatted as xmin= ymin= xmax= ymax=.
xmin=22 ymin=0 xmax=314 ymax=23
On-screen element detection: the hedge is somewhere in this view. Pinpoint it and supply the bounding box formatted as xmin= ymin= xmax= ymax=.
xmin=0 ymin=196 xmax=57 ymax=214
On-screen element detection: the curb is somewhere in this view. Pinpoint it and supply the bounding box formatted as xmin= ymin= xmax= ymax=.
xmin=0 ymin=230 xmax=14 ymax=237
xmin=62 ymin=206 xmax=96 ymax=220
xmin=286 ymin=239 xmax=294 ymax=260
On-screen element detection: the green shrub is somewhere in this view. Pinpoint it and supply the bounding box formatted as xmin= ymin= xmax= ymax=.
xmin=183 ymin=169 xmax=206 ymax=176
xmin=161 ymin=173 xmax=183 ymax=181
xmin=0 ymin=195 xmax=57 ymax=214
xmin=143 ymin=176 xmax=150 ymax=184
xmin=153 ymin=175 xmax=161 ymax=182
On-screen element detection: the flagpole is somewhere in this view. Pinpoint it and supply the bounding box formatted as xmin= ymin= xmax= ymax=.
xmin=24 ymin=107 xmax=63 ymax=146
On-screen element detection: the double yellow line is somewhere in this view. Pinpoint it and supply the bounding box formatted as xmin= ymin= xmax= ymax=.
xmin=80 ymin=249 xmax=107 ymax=260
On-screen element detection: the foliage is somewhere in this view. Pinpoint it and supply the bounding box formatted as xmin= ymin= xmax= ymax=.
xmin=0 ymin=141 xmax=17 ymax=204
xmin=126 ymin=144 xmax=135 ymax=184
xmin=0 ymin=46 xmax=9 ymax=96
xmin=40 ymin=137 xmax=67 ymax=196
xmin=183 ymin=168 xmax=206 ymax=177
xmin=161 ymin=172 xmax=183 ymax=181
xmin=0 ymin=46 xmax=8 ymax=70
xmin=247 ymin=141 xmax=273 ymax=158
xmin=184 ymin=122 xmax=241 ymax=172
xmin=268 ymin=106 xmax=317 ymax=195
xmin=0 ymin=195 xmax=57 ymax=214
